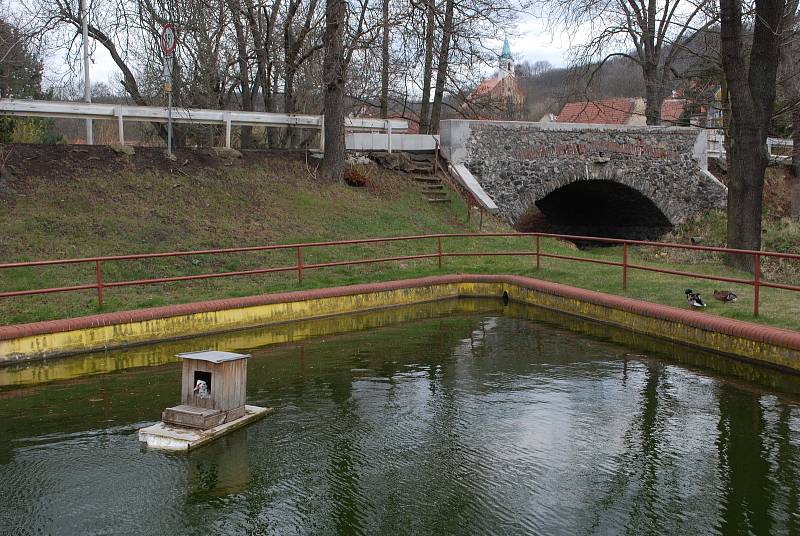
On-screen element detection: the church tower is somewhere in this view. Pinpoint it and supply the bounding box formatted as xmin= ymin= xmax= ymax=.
xmin=499 ymin=36 xmax=514 ymax=79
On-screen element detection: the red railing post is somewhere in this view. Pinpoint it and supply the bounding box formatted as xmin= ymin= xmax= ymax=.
xmin=437 ymin=236 xmax=443 ymax=268
xmin=296 ymin=246 xmax=303 ymax=285
xmin=754 ymin=252 xmax=760 ymax=317
xmin=535 ymin=235 xmax=540 ymax=271
xmin=623 ymin=242 xmax=628 ymax=290
xmin=95 ymin=260 xmax=104 ymax=307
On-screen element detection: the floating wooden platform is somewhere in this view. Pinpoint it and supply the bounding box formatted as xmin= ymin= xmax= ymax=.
xmin=138 ymin=405 xmax=272 ymax=451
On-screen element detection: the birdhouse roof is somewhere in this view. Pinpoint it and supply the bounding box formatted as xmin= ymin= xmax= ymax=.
xmin=176 ymin=350 xmax=250 ymax=363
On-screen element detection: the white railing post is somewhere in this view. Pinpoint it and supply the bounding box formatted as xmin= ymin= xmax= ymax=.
xmin=116 ymin=108 xmax=124 ymax=145
xmin=319 ymin=115 xmax=325 ymax=152
xmin=386 ymin=119 xmax=392 ymax=153
xmin=224 ymin=112 xmax=232 ymax=149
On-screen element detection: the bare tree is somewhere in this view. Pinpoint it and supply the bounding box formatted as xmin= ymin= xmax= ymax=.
xmin=784 ymin=5 xmax=800 ymax=218
xmin=379 ymin=0 xmax=389 ymax=117
xmin=417 ymin=0 xmax=435 ymax=132
xmin=21 ymin=0 xmax=522 ymax=149
xmin=719 ymin=0 xmax=793 ymax=269
xmin=538 ymin=0 xmax=715 ymax=124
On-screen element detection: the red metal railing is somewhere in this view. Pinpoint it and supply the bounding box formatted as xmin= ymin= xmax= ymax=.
xmin=1 ymin=232 xmax=799 ymax=318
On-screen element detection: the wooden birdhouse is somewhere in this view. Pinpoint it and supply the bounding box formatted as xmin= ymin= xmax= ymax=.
xmin=162 ymin=350 xmax=250 ymax=429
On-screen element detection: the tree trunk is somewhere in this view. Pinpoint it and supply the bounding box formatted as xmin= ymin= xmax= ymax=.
xmin=379 ymin=0 xmax=390 ymax=118
xmin=429 ymin=0 xmax=454 ymax=134
xmin=321 ymin=0 xmax=346 ymax=181
xmin=643 ymin=64 xmax=664 ymax=125
xmin=726 ymin=124 xmax=768 ymax=267
xmin=719 ymin=0 xmax=786 ymax=271
xmin=228 ymin=0 xmax=252 ymax=148
xmin=244 ymin=0 xmax=280 ymax=119
xmin=268 ymin=67 xmax=280 ymax=147
xmin=418 ymin=0 xmax=435 ymax=134
xmin=284 ymin=67 xmax=297 ymax=147
xmin=792 ymin=106 xmax=800 ymax=218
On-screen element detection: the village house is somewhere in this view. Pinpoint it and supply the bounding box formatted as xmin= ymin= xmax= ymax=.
xmin=550 ymin=96 xmax=690 ymax=126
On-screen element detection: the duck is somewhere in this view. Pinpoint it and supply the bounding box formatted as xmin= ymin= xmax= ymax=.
xmin=193 ymin=379 xmax=209 ymax=398
xmin=713 ymin=290 xmax=738 ymax=302
xmin=685 ymin=289 xmax=706 ymax=308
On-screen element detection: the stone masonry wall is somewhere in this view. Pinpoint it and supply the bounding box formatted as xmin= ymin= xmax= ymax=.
xmin=445 ymin=121 xmax=727 ymax=226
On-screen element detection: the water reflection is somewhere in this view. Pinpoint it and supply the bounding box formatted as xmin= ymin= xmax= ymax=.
xmin=187 ymin=429 xmax=250 ymax=500
xmin=1 ymin=304 xmax=800 ymax=534
xmin=716 ymin=386 xmax=772 ymax=534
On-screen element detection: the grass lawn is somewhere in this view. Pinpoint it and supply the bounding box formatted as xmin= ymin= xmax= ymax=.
xmin=1 ymin=145 xmax=798 ymax=330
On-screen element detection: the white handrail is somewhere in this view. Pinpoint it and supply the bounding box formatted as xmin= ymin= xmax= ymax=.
xmin=708 ymin=131 xmax=792 ymax=163
xmin=0 ymin=99 xmax=409 ymax=149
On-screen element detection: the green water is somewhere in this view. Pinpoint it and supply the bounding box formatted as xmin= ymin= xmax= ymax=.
xmin=1 ymin=299 xmax=799 ymax=535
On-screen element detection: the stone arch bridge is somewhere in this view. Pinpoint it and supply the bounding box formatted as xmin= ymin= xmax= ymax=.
xmin=439 ymin=120 xmax=727 ymax=239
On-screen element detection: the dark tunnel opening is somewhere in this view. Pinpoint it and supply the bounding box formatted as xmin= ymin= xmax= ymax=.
xmin=516 ymin=180 xmax=673 ymax=247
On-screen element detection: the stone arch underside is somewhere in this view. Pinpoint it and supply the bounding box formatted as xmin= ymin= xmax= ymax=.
xmin=526 ymin=179 xmax=674 ymax=240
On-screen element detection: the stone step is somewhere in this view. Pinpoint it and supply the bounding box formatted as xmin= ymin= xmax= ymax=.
xmin=421 ymin=185 xmax=445 ymax=191
xmin=427 ymin=198 xmax=451 ymax=203
xmin=425 ymin=191 xmax=448 ymax=197
xmin=408 ymin=153 xmax=436 ymax=163
xmin=413 ymin=176 xmax=441 ymax=183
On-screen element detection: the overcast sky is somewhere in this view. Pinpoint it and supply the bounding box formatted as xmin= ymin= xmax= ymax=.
xmin=510 ymin=15 xmax=573 ymax=68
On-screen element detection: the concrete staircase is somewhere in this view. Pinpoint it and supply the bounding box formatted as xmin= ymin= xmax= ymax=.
xmin=412 ymin=175 xmax=451 ymax=204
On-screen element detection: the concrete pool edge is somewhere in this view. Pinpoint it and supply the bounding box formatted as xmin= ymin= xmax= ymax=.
xmin=1 ymin=274 xmax=799 ymax=370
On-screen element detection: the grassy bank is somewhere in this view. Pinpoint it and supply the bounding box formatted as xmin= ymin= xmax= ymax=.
xmin=1 ymin=144 xmax=798 ymax=330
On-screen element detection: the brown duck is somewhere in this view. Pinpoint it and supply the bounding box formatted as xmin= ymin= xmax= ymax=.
xmin=713 ymin=290 xmax=738 ymax=302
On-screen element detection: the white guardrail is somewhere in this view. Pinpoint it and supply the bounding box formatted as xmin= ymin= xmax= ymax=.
xmin=708 ymin=131 xmax=793 ymax=163
xmin=0 ymin=99 xmax=422 ymax=151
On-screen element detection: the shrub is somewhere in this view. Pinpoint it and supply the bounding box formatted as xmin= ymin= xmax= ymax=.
xmin=343 ymin=166 xmax=368 ymax=187
xmin=0 ymin=117 xmax=14 ymax=143
xmin=8 ymin=117 xmax=66 ymax=145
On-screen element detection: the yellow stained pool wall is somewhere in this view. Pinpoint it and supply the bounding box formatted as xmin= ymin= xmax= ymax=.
xmin=498 ymin=284 xmax=800 ymax=372
xmin=2 ymin=276 xmax=799 ymax=372
xmin=0 ymin=283 xmax=464 ymax=363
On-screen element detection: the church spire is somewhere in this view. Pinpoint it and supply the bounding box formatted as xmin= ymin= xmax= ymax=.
xmin=499 ymin=36 xmax=514 ymax=77
xmin=501 ymin=36 xmax=512 ymax=60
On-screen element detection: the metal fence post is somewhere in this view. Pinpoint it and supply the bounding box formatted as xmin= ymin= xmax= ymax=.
xmin=623 ymin=242 xmax=628 ymax=290
xmin=437 ymin=237 xmax=443 ymax=268
xmin=297 ymin=247 xmax=303 ymax=285
xmin=95 ymin=260 xmax=104 ymax=307
xmin=535 ymin=235 xmax=540 ymax=271
xmin=754 ymin=252 xmax=760 ymax=317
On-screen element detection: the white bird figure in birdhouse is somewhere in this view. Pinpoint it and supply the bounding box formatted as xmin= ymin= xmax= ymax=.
xmin=193 ymin=379 xmax=209 ymax=399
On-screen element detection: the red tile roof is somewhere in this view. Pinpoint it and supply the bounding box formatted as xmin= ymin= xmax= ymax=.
xmin=472 ymin=77 xmax=501 ymax=97
xmin=555 ymin=98 xmax=635 ymax=124
xmin=556 ymin=98 xmax=688 ymax=125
